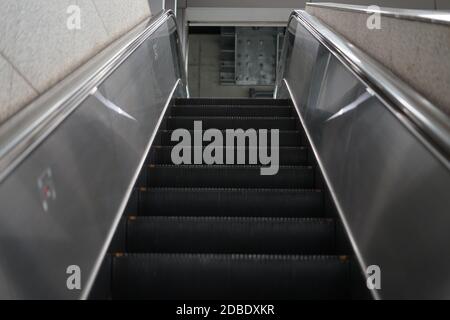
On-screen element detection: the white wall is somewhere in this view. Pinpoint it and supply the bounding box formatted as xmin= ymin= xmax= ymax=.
xmin=313 ymin=0 xmax=450 ymax=10
xmin=185 ymin=0 xmax=447 ymax=10
xmin=306 ymin=4 xmax=450 ymax=115
xmin=436 ymin=0 xmax=450 ymax=10
xmin=0 ymin=0 xmax=152 ymax=124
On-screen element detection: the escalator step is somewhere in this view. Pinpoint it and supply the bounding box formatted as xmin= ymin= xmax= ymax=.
xmin=155 ymin=130 xmax=305 ymax=146
xmin=111 ymin=254 xmax=350 ymax=300
xmin=148 ymin=146 xmax=308 ymax=165
xmin=90 ymin=97 xmax=361 ymax=300
xmin=170 ymin=106 xmax=293 ymax=117
xmin=174 ymin=98 xmax=291 ymax=106
xmin=136 ymin=188 xmax=323 ymax=217
xmin=166 ymin=117 xmax=298 ymax=130
xmin=145 ymin=165 xmax=315 ymax=189
xmin=126 ymin=216 xmax=335 ymax=254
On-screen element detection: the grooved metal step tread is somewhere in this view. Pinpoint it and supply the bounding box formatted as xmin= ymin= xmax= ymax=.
xmin=111 ymin=253 xmax=350 ymax=300
xmin=143 ymin=165 xmax=315 ymax=189
xmin=172 ymin=105 xmax=291 ymax=109
xmin=174 ymin=98 xmax=291 ymax=106
xmin=126 ymin=216 xmax=336 ymax=254
xmin=155 ymin=130 xmax=306 ymax=146
xmin=170 ymin=105 xmax=293 ymax=117
xmin=139 ymin=187 xmax=323 ymax=192
xmin=168 ymin=116 xmax=297 ymax=120
xmin=148 ymin=146 xmax=309 ymax=165
xmin=147 ymin=164 xmax=313 ymax=168
xmin=132 ymin=187 xmax=323 ymax=217
xmin=90 ymin=98 xmax=359 ymax=301
xmin=166 ymin=116 xmax=298 ymax=130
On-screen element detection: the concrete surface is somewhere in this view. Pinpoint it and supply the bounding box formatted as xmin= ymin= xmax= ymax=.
xmin=0 ymin=54 xmax=38 ymax=124
xmin=306 ymin=4 xmax=450 ymax=116
xmin=0 ymin=0 xmax=152 ymax=124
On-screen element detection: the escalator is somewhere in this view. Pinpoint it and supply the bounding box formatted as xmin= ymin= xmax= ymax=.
xmin=1 ymin=8 xmax=448 ymax=301
xmin=91 ymin=98 xmax=367 ymax=300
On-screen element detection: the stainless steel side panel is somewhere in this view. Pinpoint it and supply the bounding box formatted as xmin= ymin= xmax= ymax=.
xmin=279 ymin=17 xmax=450 ymax=299
xmin=0 ymin=95 xmax=116 ymax=300
xmin=0 ymin=18 xmax=185 ymax=299
xmin=101 ymin=19 xmax=181 ymax=210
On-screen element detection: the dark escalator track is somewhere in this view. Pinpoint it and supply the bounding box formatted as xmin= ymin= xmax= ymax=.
xmin=91 ymin=98 xmax=366 ymax=300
